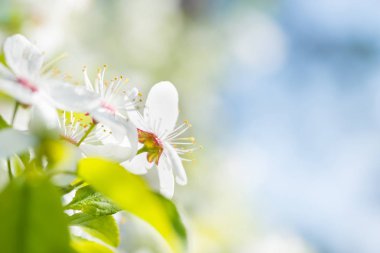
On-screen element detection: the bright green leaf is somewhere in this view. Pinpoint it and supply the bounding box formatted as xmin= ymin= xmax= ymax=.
xmin=70 ymin=214 xmax=120 ymax=247
xmin=65 ymin=185 xmax=120 ymax=216
xmin=72 ymin=239 xmax=114 ymax=253
xmin=0 ymin=115 xmax=9 ymax=129
xmin=78 ymin=158 xmax=187 ymax=253
xmin=40 ymin=139 xmax=81 ymax=171
xmin=0 ymin=175 xmax=73 ymax=253
xmin=68 ymin=212 xmax=96 ymax=225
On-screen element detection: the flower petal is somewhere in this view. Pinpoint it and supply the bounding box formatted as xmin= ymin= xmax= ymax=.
xmin=91 ymin=110 xmax=138 ymax=155
xmin=0 ymin=79 xmax=36 ymax=104
xmin=0 ymin=129 xmax=37 ymax=158
xmin=164 ymin=144 xmax=187 ymax=185
xmin=127 ymin=110 xmax=146 ymax=130
xmin=120 ymin=152 xmax=150 ymax=175
xmin=28 ymin=100 xmax=59 ymax=132
xmin=157 ymin=156 xmax=175 ymax=198
xmin=144 ymin=81 xmax=179 ymax=135
xmin=41 ymin=80 xmax=100 ymax=112
xmin=0 ymin=62 xmax=15 ymax=79
xmin=4 ymin=34 xmax=44 ymax=79
xmin=80 ymin=143 xmax=134 ymax=162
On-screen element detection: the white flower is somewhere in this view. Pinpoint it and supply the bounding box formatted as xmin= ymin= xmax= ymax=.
xmin=122 ymin=81 xmax=195 ymax=198
xmin=0 ymin=34 xmax=99 ymax=116
xmin=82 ymin=66 xmax=141 ymax=160
xmin=0 ymin=128 xmax=37 ymax=158
xmin=83 ymin=66 xmax=139 ymax=120
xmin=58 ymin=112 xmax=135 ymax=162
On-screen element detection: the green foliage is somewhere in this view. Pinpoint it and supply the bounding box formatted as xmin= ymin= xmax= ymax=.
xmin=65 ymin=185 xmax=120 ymax=216
xmin=71 ymin=238 xmax=114 ymax=253
xmin=65 ymin=185 xmax=120 ymax=247
xmin=0 ymin=0 xmax=23 ymax=34
xmin=71 ymin=214 xmax=120 ymax=247
xmin=0 ymin=174 xmax=73 ymax=253
xmin=78 ymin=158 xmax=187 ymax=253
xmin=0 ymin=114 xmax=10 ymax=129
xmin=9 ymin=154 xmax=25 ymax=176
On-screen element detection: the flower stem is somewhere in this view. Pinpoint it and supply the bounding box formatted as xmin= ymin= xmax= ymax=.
xmin=7 ymin=102 xmax=19 ymax=180
xmin=7 ymin=159 xmax=13 ymax=180
xmin=60 ymin=179 xmax=84 ymax=194
xmin=11 ymin=101 xmax=19 ymax=126
xmin=76 ymin=123 xmax=96 ymax=146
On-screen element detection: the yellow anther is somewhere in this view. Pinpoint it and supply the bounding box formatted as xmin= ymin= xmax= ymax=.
xmin=184 ymin=120 xmax=192 ymax=127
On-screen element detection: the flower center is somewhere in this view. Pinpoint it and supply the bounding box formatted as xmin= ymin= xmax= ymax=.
xmin=137 ymin=129 xmax=164 ymax=165
xmin=101 ymin=100 xmax=117 ymax=114
xmin=60 ymin=135 xmax=78 ymax=145
xmin=17 ymin=78 xmax=38 ymax=92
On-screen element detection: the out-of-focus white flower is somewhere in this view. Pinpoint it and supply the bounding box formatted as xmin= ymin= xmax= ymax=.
xmin=0 ymin=34 xmax=99 ymax=116
xmin=58 ymin=112 xmax=136 ymax=162
xmin=123 ymin=81 xmax=195 ymax=198
xmin=82 ymin=66 xmax=141 ymax=160
xmin=0 ymin=128 xmax=37 ymax=158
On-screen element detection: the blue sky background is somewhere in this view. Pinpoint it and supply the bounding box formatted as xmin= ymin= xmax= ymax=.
xmin=218 ymin=1 xmax=380 ymax=252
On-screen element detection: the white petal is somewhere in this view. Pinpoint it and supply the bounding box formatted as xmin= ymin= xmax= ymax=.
xmin=164 ymin=144 xmax=187 ymax=185
xmin=80 ymin=143 xmax=134 ymax=162
xmin=0 ymin=62 xmax=15 ymax=79
xmin=0 ymin=79 xmax=36 ymax=104
xmin=41 ymin=80 xmax=100 ymax=112
xmin=127 ymin=110 xmax=146 ymax=130
xmin=124 ymin=120 xmax=138 ymax=156
xmin=28 ymin=100 xmax=59 ymax=132
xmin=4 ymin=34 xmax=44 ymax=79
xmin=127 ymin=87 xmax=139 ymax=100
xmin=0 ymin=129 xmax=37 ymax=158
xmin=157 ymin=157 xmax=175 ymax=198
xmin=92 ymin=110 xmax=138 ymax=155
xmin=101 ymin=127 xmax=137 ymax=161
xmin=121 ymin=152 xmax=149 ymax=175
xmin=144 ymin=81 xmax=179 ymax=135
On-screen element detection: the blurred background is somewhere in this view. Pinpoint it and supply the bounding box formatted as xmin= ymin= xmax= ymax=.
xmin=2 ymin=0 xmax=380 ymax=252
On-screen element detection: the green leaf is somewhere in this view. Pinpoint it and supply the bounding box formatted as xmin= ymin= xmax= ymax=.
xmin=0 ymin=114 xmax=10 ymax=129
xmin=78 ymin=158 xmax=187 ymax=253
xmin=72 ymin=239 xmax=114 ymax=253
xmin=68 ymin=212 xmax=97 ymax=225
xmin=65 ymin=185 xmax=120 ymax=216
xmin=10 ymin=154 xmax=25 ymax=176
xmin=0 ymin=175 xmax=73 ymax=253
xmin=70 ymin=214 xmax=120 ymax=247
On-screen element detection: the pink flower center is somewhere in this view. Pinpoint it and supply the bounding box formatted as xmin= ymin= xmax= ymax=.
xmin=17 ymin=78 xmax=38 ymax=92
xmin=101 ymin=100 xmax=117 ymax=114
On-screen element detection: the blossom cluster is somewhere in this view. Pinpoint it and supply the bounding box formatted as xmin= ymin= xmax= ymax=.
xmin=0 ymin=34 xmax=194 ymax=198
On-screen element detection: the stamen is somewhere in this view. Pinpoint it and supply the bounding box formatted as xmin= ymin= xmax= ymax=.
xmin=166 ymin=122 xmax=191 ymax=140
